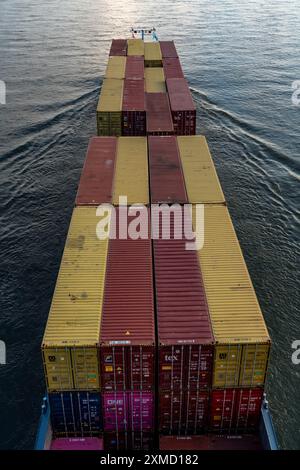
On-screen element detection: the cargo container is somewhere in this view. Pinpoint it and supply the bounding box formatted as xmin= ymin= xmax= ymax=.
xmin=146 ymin=93 xmax=174 ymax=135
xmin=148 ymin=136 xmax=188 ymax=203
xmin=191 ymin=205 xmax=270 ymax=388
xmin=210 ymin=388 xmax=263 ymax=432
xmin=50 ymin=437 xmax=104 ymax=450
xmin=159 ymin=390 xmax=210 ymax=435
xmin=109 ymin=39 xmax=127 ymax=57
xmin=177 ymin=136 xmax=226 ymax=204
xmin=42 ymin=207 xmax=111 ymax=391
xmin=122 ymin=79 xmax=146 ymax=136
xmin=97 ymin=79 xmax=123 ymax=136
xmin=104 ymin=432 xmax=154 ymax=451
xmin=49 ymin=392 xmax=102 ymax=436
xmin=144 ymin=42 xmax=162 ymax=67
xmin=166 ymin=78 xmax=196 ymax=135
xmin=163 ymin=57 xmax=184 ymax=79
xmin=127 ymin=38 xmax=144 ymax=56
xmin=75 ymin=137 xmax=117 ymax=206
xmin=144 ymin=67 xmax=166 ymax=93
xmin=112 ymin=137 xmax=149 ymax=205
xmin=105 ymin=56 xmax=126 ymax=79
xmin=100 ymin=208 xmax=155 ymax=390
xmin=125 ymin=56 xmax=144 ymax=80
xmin=154 ymin=212 xmax=214 ymax=392
xmin=159 ymin=41 xmax=178 ymax=58
xmin=103 ymin=392 xmax=154 ymax=432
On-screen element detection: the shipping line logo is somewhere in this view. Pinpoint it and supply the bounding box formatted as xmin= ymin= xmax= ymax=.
xmin=95 ymin=198 xmax=204 ymax=251
xmin=291 ymin=81 xmax=300 ymax=106
xmin=0 ymin=80 xmax=6 ymax=105
xmin=0 ymin=340 xmax=6 ymax=365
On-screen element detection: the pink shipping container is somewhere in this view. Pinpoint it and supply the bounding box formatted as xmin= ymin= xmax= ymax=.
xmin=163 ymin=57 xmax=184 ymax=79
xmin=103 ymin=392 xmax=154 ymax=432
xmin=122 ymin=79 xmax=146 ymax=136
xmin=104 ymin=432 xmax=154 ymax=451
xmin=166 ymin=78 xmax=196 ymax=135
xmin=50 ymin=437 xmax=103 ymax=450
xmin=125 ymin=56 xmax=144 ymax=80
xmin=159 ymin=41 xmax=178 ymax=58
xmin=100 ymin=208 xmax=155 ymax=391
xmin=210 ymin=388 xmax=263 ymax=433
xmin=109 ymin=39 xmax=127 ymax=56
xmin=146 ymin=93 xmax=174 ymax=135
xmin=148 ymin=135 xmax=188 ymax=203
xmin=159 ymin=390 xmax=210 ymax=435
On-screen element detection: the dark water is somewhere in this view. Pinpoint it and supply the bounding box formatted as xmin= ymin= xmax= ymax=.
xmin=0 ymin=0 xmax=299 ymax=450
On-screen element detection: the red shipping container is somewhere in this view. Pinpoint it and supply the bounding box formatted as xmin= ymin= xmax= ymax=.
xmin=125 ymin=56 xmax=144 ymax=80
xmin=75 ymin=137 xmax=117 ymax=205
xmin=159 ymin=390 xmax=209 ymax=435
xmin=100 ymin=208 xmax=155 ymax=391
xmin=122 ymin=79 xmax=146 ymax=136
xmin=109 ymin=39 xmax=127 ymax=56
xmin=148 ymin=135 xmax=188 ymax=203
xmin=163 ymin=57 xmax=184 ymax=79
xmin=103 ymin=392 xmax=154 ymax=433
xmin=146 ymin=93 xmax=174 ymax=135
xmin=166 ymin=78 xmax=196 ymax=135
xmin=160 ymin=41 xmax=178 ymax=58
xmin=210 ymin=388 xmax=263 ymax=432
xmin=104 ymin=432 xmax=154 ymax=451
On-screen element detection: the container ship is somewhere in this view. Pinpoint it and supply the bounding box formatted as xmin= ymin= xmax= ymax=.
xmin=35 ymin=34 xmax=278 ymax=451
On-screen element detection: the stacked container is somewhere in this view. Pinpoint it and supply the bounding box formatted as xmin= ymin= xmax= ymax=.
xmin=166 ymin=78 xmax=196 ymax=135
xmin=145 ymin=93 xmax=174 ymax=135
xmin=97 ymin=79 xmax=123 ymax=136
xmin=144 ymin=42 xmax=162 ymax=67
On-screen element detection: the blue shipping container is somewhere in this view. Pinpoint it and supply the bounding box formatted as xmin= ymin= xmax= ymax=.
xmin=49 ymin=391 xmax=102 ymax=436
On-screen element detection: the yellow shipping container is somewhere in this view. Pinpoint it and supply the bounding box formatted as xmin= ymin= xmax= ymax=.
xmin=192 ymin=205 xmax=270 ymax=388
xmin=105 ymin=56 xmax=126 ymax=79
xmin=42 ymin=207 xmax=111 ymax=391
xmin=177 ymin=136 xmax=226 ymax=204
xmin=144 ymin=42 xmax=162 ymax=67
xmin=127 ymin=38 xmax=144 ymax=56
xmin=145 ymin=68 xmax=166 ymax=93
xmin=113 ymin=137 xmax=149 ymax=205
xmin=97 ymin=79 xmax=123 ymax=136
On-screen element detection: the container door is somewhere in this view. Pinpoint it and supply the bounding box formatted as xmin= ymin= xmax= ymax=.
xmin=210 ymin=389 xmax=237 ymax=432
xmin=129 ymin=346 xmax=154 ymax=391
xmin=239 ymin=344 xmax=270 ymax=387
xmin=235 ymin=388 xmax=263 ymax=430
xmin=77 ymin=392 xmax=102 ymax=434
xmin=129 ymin=392 xmax=154 ymax=431
xmin=101 ymin=346 xmax=127 ymax=391
xmin=186 ymin=345 xmax=213 ymax=390
xmin=184 ymin=390 xmax=210 ymax=434
xmin=159 ymin=345 xmax=185 ymax=390
xmin=49 ymin=392 xmax=77 ymax=435
xmin=43 ymin=348 xmax=73 ymax=391
xmin=213 ymin=345 xmax=242 ymax=388
xmin=103 ymin=392 xmax=128 ymax=432
xmin=72 ymin=347 xmax=99 ymax=390
xmin=159 ymin=390 xmax=184 ymax=434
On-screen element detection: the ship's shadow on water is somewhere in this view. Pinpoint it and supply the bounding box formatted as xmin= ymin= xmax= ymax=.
xmin=0 ymin=0 xmax=300 ymax=450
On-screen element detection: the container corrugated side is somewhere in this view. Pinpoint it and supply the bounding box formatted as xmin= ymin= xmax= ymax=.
xmin=159 ymin=41 xmax=178 ymax=58
xmin=109 ymin=39 xmax=127 ymax=56
xmin=97 ymin=79 xmax=123 ymax=136
xmin=177 ymin=136 xmax=226 ymax=204
xmin=148 ymin=135 xmax=188 ymax=203
xmin=75 ymin=137 xmax=117 ymax=206
xmin=100 ymin=208 xmax=155 ymax=391
xmin=125 ymin=56 xmax=144 ymax=80
xmin=112 ymin=137 xmax=149 ymax=205
xmin=144 ymin=42 xmax=162 ymax=67
xmin=42 ymin=207 xmax=111 ymax=391
xmin=145 ymin=67 xmax=166 ymax=93
xmin=105 ymin=56 xmax=126 ymax=79
xmin=166 ymin=78 xmax=196 ymax=135
xmin=192 ymin=205 xmax=270 ymax=388
xmin=145 ymin=93 xmax=174 ymax=135
xmin=127 ymin=38 xmax=144 ymax=56
xmin=163 ymin=57 xmax=184 ymax=79
xmin=122 ymin=79 xmax=146 ymax=136
xmin=154 ymin=212 xmax=214 ymax=391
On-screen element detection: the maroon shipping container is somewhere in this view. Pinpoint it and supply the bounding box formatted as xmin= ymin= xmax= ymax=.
xmin=122 ymin=79 xmax=146 ymax=136
xmin=159 ymin=390 xmax=210 ymax=435
xmin=109 ymin=39 xmax=127 ymax=56
xmin=125 ymin=56 xmax=144 ymax=80
xmin=148 ymin=136 xmax=188 ymax=203
xmin=75 ymin=137 xmax=117 ymax=205
xmin=146 ymin=93 xmax=174 ymax=135
xmin=103 ymin=392 xmax=154 ymax=432
xmin=100 ymin=208 xmax=155 ymax=391
xmin=104 ymin=432 xmax=154 ymax=451
xmin=163 ymin=58 xmax=184 ymax=79
xmin=210 ymin=388 xmax=263 ymax=433
xmin=166 ymin=78 xmax=196 ymax=135
xmin=160 ymin=41 xmax=178 ymax=58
